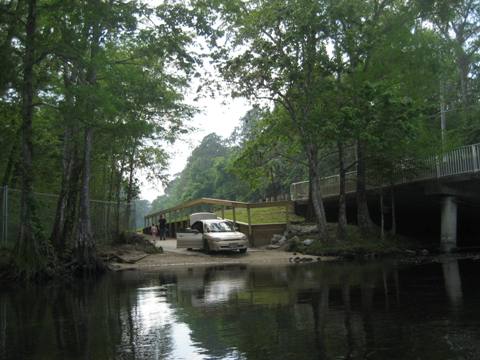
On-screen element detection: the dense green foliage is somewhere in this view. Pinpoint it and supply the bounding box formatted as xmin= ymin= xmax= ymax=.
xmin=0 ymin=0 xmax=205 ymax=276
xmin=2 ymin=0 xmax=480 ymax=276
xmin=153 ymin=0 xmax=480 ymax=241
xmin=208 ymin=0 xmax=479 ymax=237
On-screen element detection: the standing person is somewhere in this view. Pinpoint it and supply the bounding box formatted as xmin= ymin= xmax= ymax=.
xmin=159 ymin=214 xmax=167 ymax=240
xmin=150 ymin=223 xmax=158 ymax=238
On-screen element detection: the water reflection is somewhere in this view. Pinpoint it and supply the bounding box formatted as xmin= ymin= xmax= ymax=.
xmin=441 ymin=258 xmax=463 ymax=308
xmin=1 ymin=259 xmax=480 ymax=359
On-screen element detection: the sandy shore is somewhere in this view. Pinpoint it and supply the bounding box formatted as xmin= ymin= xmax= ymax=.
xmin=107 ymin=236 xmax=330 ymax=271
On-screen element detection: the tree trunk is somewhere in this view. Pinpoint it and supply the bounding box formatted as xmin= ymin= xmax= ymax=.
xmin=305 ymin=166 xmax=316 ymax=222
xmin=125 ymin=144 xmax=137 ymax=230
xmin=342 ymin=284 xmax=354 ymax=359
xmin=306 ymin=143 xmax=329 ymax=241
xmin=104 ymin=155 xmax=116 ymax=241
xmin=1 ymin=130 xmax=18 ymax=187
xmin=356 ymin=139 xmax=373 ymax=233
xmin=337 ymin=141 xmax=347 ymax=241
xmin=269 ymin=167 xmax=278 ymax=201
xmin=15 ymin=0 xmax=48 ymax=278
xmin=115 ymin=158 xmax=126 ymax=236
xmin=390 ymin=186 xmax=396 ymax=235
xmin=76 ymin=127 xmax=96 ymax=270
xmin=9 ymin=156 xmax=22 ymax=189
xmin=75 ymin=5 xmax=101 ymax=271
xmin=380 ymin=186 xmax=384 ymax=240
xmin=455 ymin=45 xmax=469 ymax=113
xmin=62 ymin=159 xmax=81 ymax=248
xmin=50 ymin=124 xmax=77 ymax=252
xmin=51 ymin=64 xmax=81 ymax=252
xmin=440 ymin=80 xmax=446 ymax=144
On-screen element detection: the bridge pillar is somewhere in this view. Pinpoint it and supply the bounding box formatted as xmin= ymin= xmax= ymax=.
xmin=442 ymin=258 xmax=463 ymax=308
xmin=441 ymin=196 xmax=457 ymax=252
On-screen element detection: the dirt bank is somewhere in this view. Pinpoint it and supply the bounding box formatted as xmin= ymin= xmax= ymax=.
xmin=105 ymin=236 xmax=333 ymax=271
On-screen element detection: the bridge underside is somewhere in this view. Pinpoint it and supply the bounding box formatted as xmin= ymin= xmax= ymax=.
xmin=295 ymin=175 xmax=480 ymax=250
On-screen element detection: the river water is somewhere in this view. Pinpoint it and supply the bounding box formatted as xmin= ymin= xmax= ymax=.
xmin=1 ymin=258 xmax=480 ymax=359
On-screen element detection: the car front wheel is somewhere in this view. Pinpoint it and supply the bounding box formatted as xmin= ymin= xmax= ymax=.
xmin=239 ymin=248 xmax=247 ymax=254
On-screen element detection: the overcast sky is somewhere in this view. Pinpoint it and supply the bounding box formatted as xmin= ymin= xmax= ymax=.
xmin=139 ymin=94 xmax=251 ymax=202
xmin=138 ymin=0 xmax=252 ymax=202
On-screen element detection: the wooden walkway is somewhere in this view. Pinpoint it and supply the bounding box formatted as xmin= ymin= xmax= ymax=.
xmin=144 ymin=198 xmax=293 ymax=247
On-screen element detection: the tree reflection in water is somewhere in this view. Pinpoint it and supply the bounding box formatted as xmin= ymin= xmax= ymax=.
xmin=1 ymin=259 xmax=480 ymax=359
xmin=442 ymin=258 xmax=463 ymax=308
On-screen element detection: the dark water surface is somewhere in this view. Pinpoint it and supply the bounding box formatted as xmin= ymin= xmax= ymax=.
xmin=2 ymin=258 xmax=480 ymax=359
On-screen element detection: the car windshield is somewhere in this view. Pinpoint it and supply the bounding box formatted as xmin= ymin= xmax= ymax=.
xmin=206 ymin=221 xmax=235 ymax=233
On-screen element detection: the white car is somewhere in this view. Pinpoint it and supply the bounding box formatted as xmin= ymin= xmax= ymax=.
xmin=176 ymin=213 xmax=248 ymax=253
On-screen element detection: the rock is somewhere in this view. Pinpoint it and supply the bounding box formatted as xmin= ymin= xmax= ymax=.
xmin=271 ymin=234 xmax=283 ymax=244
xmin=404 ymin=249 xmax=416 ymax=256
xmin=110 ymin=252 xmax=150 ymax=264
xmin=278 ymin=236 xmax=287 ymax=245
xmin=290 ymin=236 xmax=300 ymax=244
xmin=266 ymin=244 xmax=281 ymax=250
xmin=288 ymin=224 xmax=318 ymax=235
xmin=289 ymin=256 xmax=314 ymax=263
xmin=303 ymin=239 xmax=314 ymax=246
xmin=420 ymin=249 xmax=429 ymax=256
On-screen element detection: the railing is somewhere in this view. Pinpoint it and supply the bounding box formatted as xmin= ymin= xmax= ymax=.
xmin=0 ymin=186 xmax=136 ymax=247
xmin=291 ymin=143 xmax=480 ymax=201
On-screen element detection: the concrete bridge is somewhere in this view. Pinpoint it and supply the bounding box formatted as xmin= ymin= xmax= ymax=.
xmin=291 ymin=143 xmax=480 ymax=252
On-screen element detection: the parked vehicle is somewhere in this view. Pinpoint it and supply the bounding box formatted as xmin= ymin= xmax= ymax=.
xmin=176 ymin=212 xmax=248 ymax=253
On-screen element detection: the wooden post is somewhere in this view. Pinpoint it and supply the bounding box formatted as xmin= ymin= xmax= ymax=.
xmin=174 ymin=210 xmax=179 ymax=234
xmin=221 ymin=206 xmax=225 ymax=219
xmin=232 ymin=206 xmax=236 ymax=226
xmin=285 ymin=203 xmax=290 ymax=224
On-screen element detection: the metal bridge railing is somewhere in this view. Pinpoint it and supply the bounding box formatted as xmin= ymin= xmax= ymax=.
xmin=291 ymin=143 xmax=480 ymax=201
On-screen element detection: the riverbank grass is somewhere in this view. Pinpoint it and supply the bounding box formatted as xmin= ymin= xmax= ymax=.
xmin=294 ymin=224 xmax=419 ymax=257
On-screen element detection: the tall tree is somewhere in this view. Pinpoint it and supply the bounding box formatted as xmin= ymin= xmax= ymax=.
xmin=0 ymin=0 xmax=199 ymax=276
xmin=15 ymin=0 xmax=52 ymax=278
xmin=416 ymin=0 xmax=480 ymax=140
xmin=210 ymin=0 xmax=336 ymax=240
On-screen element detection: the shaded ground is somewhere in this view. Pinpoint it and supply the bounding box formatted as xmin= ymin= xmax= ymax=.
xmin=104 ymin=235 xmax=329 ymax=271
